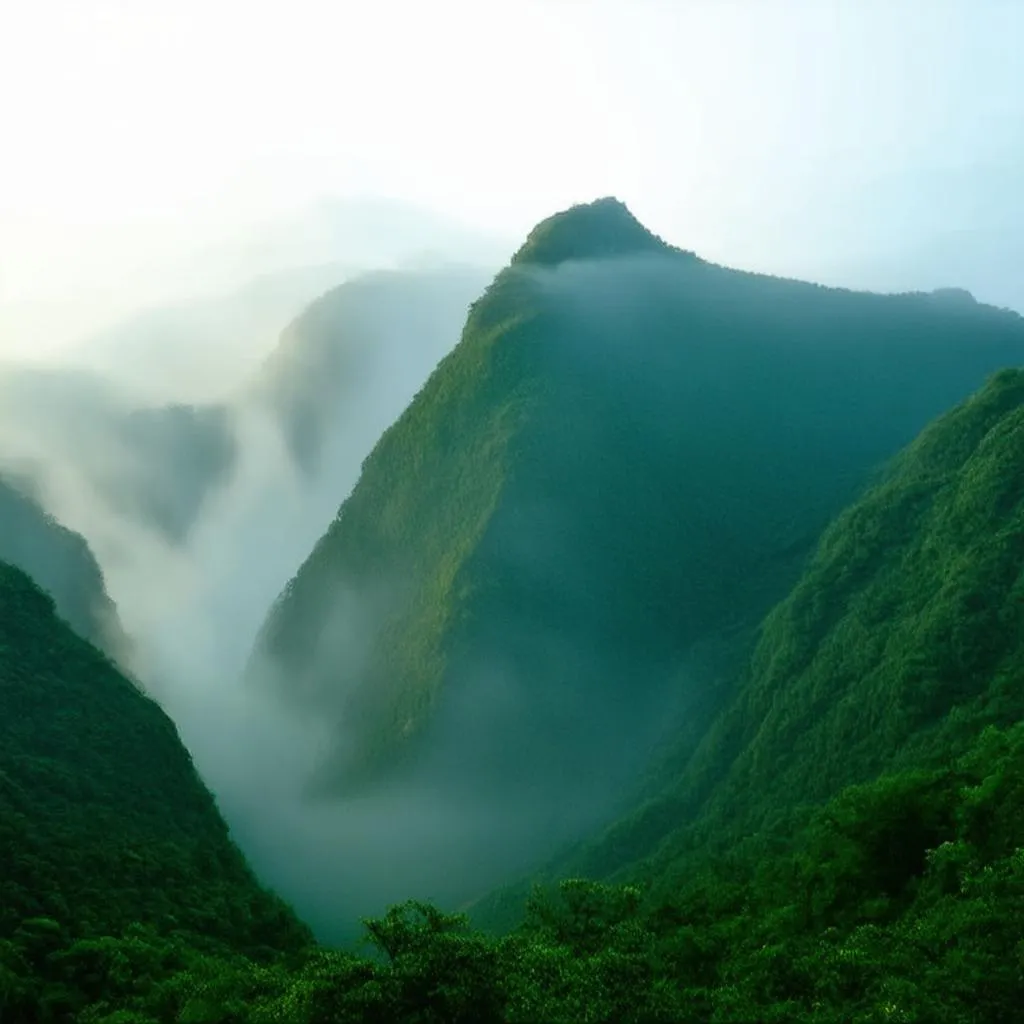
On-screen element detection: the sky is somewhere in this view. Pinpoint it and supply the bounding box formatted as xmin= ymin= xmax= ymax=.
xmin=1 ymin=0 xmax=1022 ymax=357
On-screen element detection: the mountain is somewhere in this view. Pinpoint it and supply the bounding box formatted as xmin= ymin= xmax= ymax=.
xmin=74 ymin=261 xmax=356 ymax=403
xmin=0 ymin=558 xmax=311 ymax=1019
xmin=0 ymin=365 xmax=238 ymax=545
xmin=246 ymin=264 xmax=494 ymax=476
xmin=2 ymin=195 xmax=510 ymax=367
xmin=107 ymin=402 xmax=237 ymax=542
xmin=0 ymin=474 xmax=128 ymax=660
xmin=498 ymin=365 xmax=1024 ymax=888
xmin=468 ymin=367 xmax=1024 ymax=1021
xmin=247 ymin=197 xmax=1024 ymax=831
xmin=510 ymin=194 xmax=672 ymax=265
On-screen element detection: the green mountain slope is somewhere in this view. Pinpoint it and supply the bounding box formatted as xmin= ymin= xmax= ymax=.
xmin=0 ymin=475 xmax=128 ymax=660
xmin=477 ymin=718 xmax=1024 ymax=1022
xmin=459 ymin=369 xmax=1024 ymax=1020
xmin=249 ymin=198 xmax=1024 ymax=810
xmin=0 ymin=558 xmax=310 ymax=1017
xmin=529 ymin=366 xmax=1024 ymax=896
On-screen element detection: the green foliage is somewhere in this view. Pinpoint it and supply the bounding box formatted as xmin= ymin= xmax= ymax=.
xmin=125 ymin=728 xmax=1011 ymax=1023
xmin=0 ymin=560 xmax=311 ymax=1020
xmin=455 ymin=722 xmax=1024 ymax=1023
xmin=552 ymin=368 xmax=1024 ymax=888
xmin=5 ymin=551 xmax=1024 ymax=1021
xmin=357 ymin=901 xmax=505 ymax=1023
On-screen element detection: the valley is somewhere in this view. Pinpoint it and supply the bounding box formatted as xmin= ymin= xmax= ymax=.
xmin=2 ymin=194 xmax=1024 ymax=1019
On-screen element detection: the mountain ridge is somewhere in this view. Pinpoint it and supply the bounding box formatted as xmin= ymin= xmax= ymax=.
xmin=246 ymin=264 xmax=493 ymax=476
xmin=509 ymin=197 xmax=681 ymax=267
xmin=0 ymin=473 xmax=129 ymax=661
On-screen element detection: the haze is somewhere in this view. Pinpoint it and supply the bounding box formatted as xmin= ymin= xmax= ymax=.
xmin=2 ymin=0 xmax=1023 ymax=361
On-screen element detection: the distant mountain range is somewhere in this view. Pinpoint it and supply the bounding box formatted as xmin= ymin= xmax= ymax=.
xmin=1 ymin=194 xmax=509 ymax=365
xmin=75 ymin=261 xmax=358 ymax=404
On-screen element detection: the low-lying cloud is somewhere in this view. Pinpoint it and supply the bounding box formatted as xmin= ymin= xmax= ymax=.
xmin=0 ymin=260 xmax=542 ymax=944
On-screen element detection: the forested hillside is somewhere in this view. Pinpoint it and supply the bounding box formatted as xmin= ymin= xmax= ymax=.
xmin=0 ymin=559 xmax=311 ymax=1019
xmin=468 ymin=367 xmax=1024 ymax=1021
xmin=481 ymin=366 xmax=1024 ymax=904
xmin=0 ymin=475 xmax=128 ymax=660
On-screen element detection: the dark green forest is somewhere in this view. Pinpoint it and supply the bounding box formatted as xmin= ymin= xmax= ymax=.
xmin=4 ymin=200 xmax=1024 ymax=1020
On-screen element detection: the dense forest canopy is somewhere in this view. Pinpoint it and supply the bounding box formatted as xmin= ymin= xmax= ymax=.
xmin=0 ymin=560 xmax=310 ymax=1020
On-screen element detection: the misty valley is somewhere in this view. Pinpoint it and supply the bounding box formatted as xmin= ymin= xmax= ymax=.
xmin=4 ymin=197 xmax=1024 ymax=1023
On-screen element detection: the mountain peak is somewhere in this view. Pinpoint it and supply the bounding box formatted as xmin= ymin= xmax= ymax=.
xmin=511 ymin=197 xmax=672 ymax=268
xmin=929 ymin=286 xmax=978 ymax=306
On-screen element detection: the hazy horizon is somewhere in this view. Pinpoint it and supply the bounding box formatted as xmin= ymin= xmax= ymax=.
xmin=2 ymin=0 xmax=1022 ymax=362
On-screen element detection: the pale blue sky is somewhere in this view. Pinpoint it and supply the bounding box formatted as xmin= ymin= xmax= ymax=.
xmin=1 ymin=0 xmax=1021 ymax=353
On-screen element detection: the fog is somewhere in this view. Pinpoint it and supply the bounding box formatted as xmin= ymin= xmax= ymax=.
xmin=0 ymin=245 xmax=698 ymax=944
xmin=0 ymin=258 xmax=503 ymax=942
xmin=0 ymin=196 xmax=509 ymax=370
xmin=5 ymin=2 xmax=1023 ymax=360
